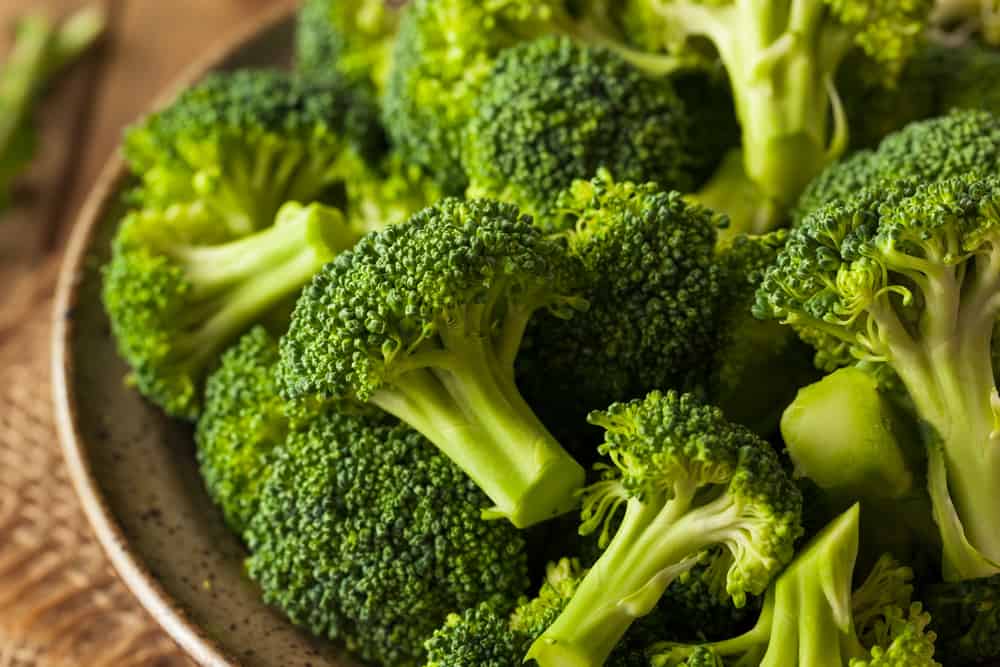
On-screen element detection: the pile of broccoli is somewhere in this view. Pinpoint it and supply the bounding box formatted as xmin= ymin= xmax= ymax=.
xmin=99 ymin=0 xmax=1000 ymax=664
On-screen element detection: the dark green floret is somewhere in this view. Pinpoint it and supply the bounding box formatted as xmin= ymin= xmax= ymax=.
xmin=196 ymin=327 xmax=288 ymax=535
xmin=757 ymin=176 xmax=1000 ymax=581
xmin=794 ymin=109 xmax=1000 ymax=223
xmin=463 ymin=36 xmax=694 ymax=224
xmin=295 ymin=0 xmax=403 ymax=95
xmin=123 ymin=69 xmax=384 ymax=234
xmin=519 ymin=172 xmax=723 ymax=434
xmin=650 ymin=505 xmax=939 ymax=667
xmin=279 ymin=197 xmax=587 ymax=528
xmin=103 ymin=201 xmax=354 ymax=420
xmin=527 ymin=390 xmax=803 ymax=667
xmin=245 ymin=410 xmax=529 ymax=666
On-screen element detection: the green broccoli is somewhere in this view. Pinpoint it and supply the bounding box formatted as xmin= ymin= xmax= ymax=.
xmin=463 ymin=36 xmax=694 ymax=224
xmin=123 ymin=69 xmax=383 ymax=235
xmin=518 ymin=172 xmax=723 ymax=438
xmin=526 ymin=390 xmax=802 ymax=667
xmin=709 ymin=230 xmax=818 ymax=435
xmin=295 ymin=0 xmax=403 ymax=95
xmin=756 ymin=176 xmax=1000 ymax=581
xmin=624 ymin=0 xmax=931 ymax=234
xmin=923 ymin=573 xmax=1000 ymax=665
xmin=196 ymin=327 xmax=288 ymax=536
xmin=383 ymin=0 xmax=681 ymax=194
xmin=278 ymin=198 xmax=587 ymax=528
xmin=245 ymin=407 xmax=529 ymax=666
xmin=1 ymin=6 xmax=105 ymax=211
xmin=103 ymin=201 xmax=354 ymax=420
xmin=935 ymin=41 xmax=1000 ymax=115
xmin=651 ymin=505 xmax=940 ymax=667
xmin=794 ymin=109 xmax=1000 ymax=223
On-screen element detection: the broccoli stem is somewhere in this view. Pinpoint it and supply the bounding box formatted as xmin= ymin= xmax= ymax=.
xmin=651 ymin=0 xmax=850 ymax=223
xmin=370 ymin=328 xmax=585 ymax=529
xmin=529 ymin=486 xmax=742 ymax=666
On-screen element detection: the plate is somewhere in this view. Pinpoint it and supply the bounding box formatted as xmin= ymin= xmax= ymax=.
xmin=52 ymin=6 xmax=359 ymax=666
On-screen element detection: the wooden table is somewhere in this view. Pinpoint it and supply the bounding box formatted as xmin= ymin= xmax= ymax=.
xmin=0 ymin=0 xmax=296 ymax=341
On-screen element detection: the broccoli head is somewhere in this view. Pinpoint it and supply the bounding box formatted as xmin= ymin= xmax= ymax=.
xmin=519 ymin=172 xmax=723 ymax=436
xmin=279 ymin=198 xmax=587 ymax=528
xmin=245 ymin=409 xmax=530 ymax=666
xmin=463 ymin=36 xmax=694 ymax=224
xmin=103 ymin=201 xmax=354 ymax=419
xmin=625 ymin=0 xmax=931 ymax=233
xmin=757 ymin=176 xmax=1000 ymax=581
xmin=527 ymin=390 xmax=802 ymax=667
xmin=295 ymin=0 xmax=403 ymax=95
xmin=794 ymin=109 xmax=1000 ymax=223
xmin=196 ymin=327 xmax=288 ymax=535
xmin=651 ymin=505 xmax=940 ymax=667
xmin=124 ymin=69 xmax=383 ymax=235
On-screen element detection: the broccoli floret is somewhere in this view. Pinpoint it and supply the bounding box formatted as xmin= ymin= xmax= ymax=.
xmin=935 ymin=41 xmax=1000 ymax=114
xmin=794 ymin=109 xmax=1000 ymax=223
xmin=670 ymin=66 xmax=742 ymax=187
xmin=0 ymin=6 xmax=105 ymax=211
xmin=245 ymin=407 xmax=529 ymax=666
xmin=295 ymin=0 xmax=403 ymax=95
xmin=279 ymin=198 xmax=587 ymax=528
xmin=195 ymin=327 xmax=288 ymax=536
xmin=651 ymin=505 xmax=940 ymax=667
xmin=383 ymin=0 xmax=680 ymax=194
xmin=527 ymin=390 xmax=802 ymax=667
xmin=757 ymin=176 xmax=1000 ymax=581
xmin=463 ymin=36 xmax=694 ymax=224
xmin=923 ymin=573 xmax=1000 ymax=665
xmin=519 ymin=172 xmax=723 ymax=437
xmin=103 ymin=201 xmax=354 ymax=419
xmin=123 ymin=69 xmax=383 ymax=235
xmin=625 ymin=0 xmax=931 ymax=234
xmin=710 ymin=230 xmax=818 ymax=435
xmin=342 ymin=149 xmax=442 ymax=236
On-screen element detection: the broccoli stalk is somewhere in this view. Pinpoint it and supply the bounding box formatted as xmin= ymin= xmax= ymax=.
xmin=279 ymin=198 xmax=588 ymax=528
xmin=104 ymin=202 xmax=353 ymax=419
xmin=651 ymin=505 xmax=940 ymax=667
xmin=756 ymin=175 xmax=1000 ymax=581
xmin=526 ymin=391 xmax=802 ymax=667
xmin=627 ymin=0 xmax=929 ymax=233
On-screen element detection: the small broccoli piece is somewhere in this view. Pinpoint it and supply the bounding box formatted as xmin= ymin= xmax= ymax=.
xmin=196 ymin=327 xmax=287 ymax=536
xmin=932 ymin=0 xmax=1000 ymax=45
xmin=922 ymin=573 xmax=1000 ymax=664
xmin=519 ymin=172 xmax=723 ymax=438
xmin=1 ymin=6 xmax=105 ymax=211
xmin=103 ymin=201 xmax=354 ymax=419
xmin=295 ymin=0 xmax=403 ymax=95
xmin=123 ymin=69 xmax=383 ymax=235
xmin=463 ymin=36 xmax=694 ymax=224
xmin=624 ymin=0 xmax=931 ymax=233
xmin=794 ymin=109 xmax=1000 ymax=223
xmin=758 ymin=176 xmax=1000 ymax=581
xmin=710 ymin=230 xmax=818 ymax=435
xmin=527 ymin=390 xmax=802 ymax=667
xmin=342 ymin=149 xmax=442 ymax=236
xmin=245 ymin=409 xmax=529 ymax=666
xmin=652 ymin=505 xmax=940 ymax=667
xmin=279 ymin=198 xmax=587 ymax=528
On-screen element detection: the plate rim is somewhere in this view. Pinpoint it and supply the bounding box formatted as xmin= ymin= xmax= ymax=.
xmin=51 ymin=4 xmax=298 ymax=665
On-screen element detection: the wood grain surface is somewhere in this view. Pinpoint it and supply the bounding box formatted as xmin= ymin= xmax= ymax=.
xmin=0 ymin=0 xmax=295 ymax=341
